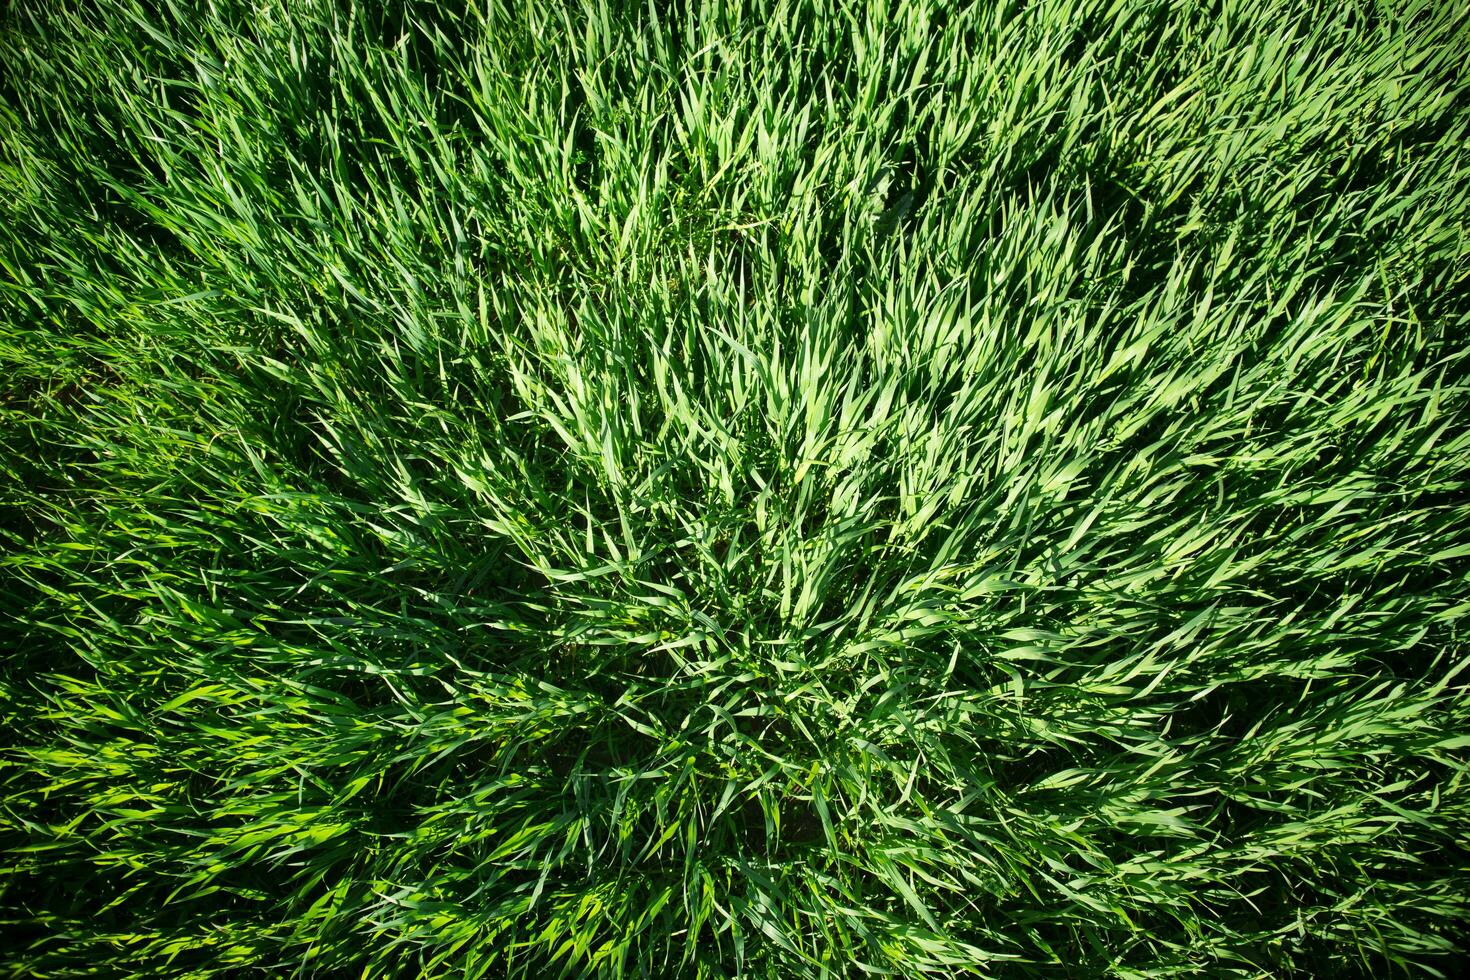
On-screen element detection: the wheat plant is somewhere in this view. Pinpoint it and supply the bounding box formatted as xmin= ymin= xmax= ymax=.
xmin=2 ymin=0 xmax=1469 ymax=976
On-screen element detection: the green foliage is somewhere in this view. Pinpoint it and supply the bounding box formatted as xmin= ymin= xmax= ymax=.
xmin=3 ymin=0 xmax=1469 ymax=975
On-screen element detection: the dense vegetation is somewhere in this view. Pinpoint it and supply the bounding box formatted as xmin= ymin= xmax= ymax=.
xmin=3 ymin=0 xmax=1469 ymax=976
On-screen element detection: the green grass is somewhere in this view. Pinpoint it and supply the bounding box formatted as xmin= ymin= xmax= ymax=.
xmin=2 ymin=0 xmax=1469 ymax=975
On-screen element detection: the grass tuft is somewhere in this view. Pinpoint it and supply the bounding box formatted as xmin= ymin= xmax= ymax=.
xmin=3 ymin=0 xmax=1470 ymax=976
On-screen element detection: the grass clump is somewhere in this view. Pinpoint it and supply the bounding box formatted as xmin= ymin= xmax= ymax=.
xmin=3 ymin=0 xmax=1470 ymax=976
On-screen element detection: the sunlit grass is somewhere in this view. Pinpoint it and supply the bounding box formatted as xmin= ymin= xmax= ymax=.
xmin=3 ymin=0 xmax=1469 ymax=976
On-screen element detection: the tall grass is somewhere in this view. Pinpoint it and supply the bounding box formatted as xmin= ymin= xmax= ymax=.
xmin=3 ymin=0 xmax=1469 ymax=976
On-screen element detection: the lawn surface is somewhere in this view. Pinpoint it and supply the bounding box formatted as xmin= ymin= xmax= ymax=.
xmin=3 ymin=0 xmax=1469 ymax=976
